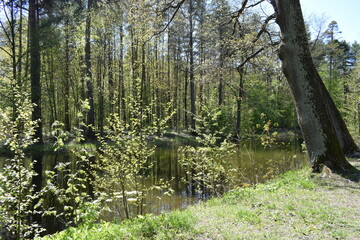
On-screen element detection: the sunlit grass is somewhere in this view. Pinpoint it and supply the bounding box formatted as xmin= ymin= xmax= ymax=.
xmin=40 ymin=165 xmax=360 ymax=240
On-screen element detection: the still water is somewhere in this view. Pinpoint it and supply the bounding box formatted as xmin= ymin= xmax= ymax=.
xmin=40 ymin=139 xmax=307 ymax=218
xmin=0 ymin=138 xmax=308 ymax=233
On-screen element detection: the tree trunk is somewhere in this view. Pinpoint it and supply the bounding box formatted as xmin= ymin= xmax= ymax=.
xmin=64 ymin=20 xmax=71 ymax=131
xmin=85 ymin=0 xmax=95 ymax=140
xmin=29 ymin=0 xmax=43 ymax=229
xmin=184 ymin=66 xmax=189 ymax=128
xmin=29 ymin=0 xmax=42 ymax=143
xmin=358 ymin=100 xmax=360 ymax=135
xmin=235 ymin=66 xmax=245 ymax=139
xmin=118 ymin=25 xmax=126 ymax=123
xmin=270 ymin=0 xmax=354 ymax=173
xmin=319 ymin=81 xmax=360 ymax=156
xmin=189 ymin=0 xmax=196 ymax=132
xmin=108 ymin=33 xmax=114 ymax=115
xmin=167 ymin=30 xmax=173 ymax=127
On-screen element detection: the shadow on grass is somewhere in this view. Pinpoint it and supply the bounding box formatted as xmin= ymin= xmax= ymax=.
xmin=315 ymin=161 xmax=360 ymax=190
xmin=340 ymin=165 xmax=360 ymax=183
xmin=344 ymin=160 xmax=360 ymax=181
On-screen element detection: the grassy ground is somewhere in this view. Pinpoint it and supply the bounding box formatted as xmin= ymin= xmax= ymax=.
xmin=41 ymin=161 xmax=360 ymax=240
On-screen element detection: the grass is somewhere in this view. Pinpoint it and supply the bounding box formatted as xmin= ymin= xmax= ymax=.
xmin=40 ymin=161 xmax=360 ymax=240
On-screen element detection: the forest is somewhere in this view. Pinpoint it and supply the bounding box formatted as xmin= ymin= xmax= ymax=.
xmin=0 ymin=0 xmax=359 ymax=239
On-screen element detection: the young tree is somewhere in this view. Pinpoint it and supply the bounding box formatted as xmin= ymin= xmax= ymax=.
xmin=269 ymin=0 xmax=356 ymax=172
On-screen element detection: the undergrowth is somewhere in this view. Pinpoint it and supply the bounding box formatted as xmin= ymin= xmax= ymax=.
xmin=40 ymin=167 xmax=360 ymax=239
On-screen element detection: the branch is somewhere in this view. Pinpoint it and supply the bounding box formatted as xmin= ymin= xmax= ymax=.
xmin=223 ymin=78 xmax=240 ymax=96
xmin=146 ymin=0 xmax=186 ymax=44
xmin=0 ymin=45 xmax=12 ymax=57
xmin=229 ymin=0 xmax=266 ymax=24
xmin=0 ymin=19 xmax=13 ymax=47
xmin=252 ymin=14 xmax=276 ymax=44
xmin=237 ymin=47 xmax=265 ymax=69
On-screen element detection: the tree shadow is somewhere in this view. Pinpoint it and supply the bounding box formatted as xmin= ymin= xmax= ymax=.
xmin=317 ymin=162 xmax=360 ymax=191
xmin=313 ymin=161 xmax=360 ymax=191
xmin=340 ymin=165 xmax=360 ymax=183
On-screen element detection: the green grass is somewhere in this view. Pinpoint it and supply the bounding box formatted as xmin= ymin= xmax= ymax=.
xmin=40 ymin=210 xmax=196 ymax=240
xmin=40 ymin=164 xmax=360 ymax=240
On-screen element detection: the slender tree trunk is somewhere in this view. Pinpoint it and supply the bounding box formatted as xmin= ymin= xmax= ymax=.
xmin=108 ymin=34 xmax=114 ymax=115
xmin=44 ymin=54 xmax=55 ymax=124
xmin=49 ymin=51 xmax=57 ymax=122
xmin=358 ymin=100 xmax=360 ymax=135
xmin=117 ymin=25 xmax=126 ymax=123
xmin=198 ymin=4 xmax=205 ymax=113
xmin=131 ymin=27 xmax=139 ymax=98
xmin=64 ymin=20 xmax=71 ymax=131
xmin=97 ymin=53 xmax=105 ymax=135
xmin=270 ymin=0 xmax=354 ymax=172
xmin=236 ymin=66 xmax=245 ymax=139
xmin=167 ymin=30 xmax=173 ymax=127
xmin=218 ymin=31 xmax=225 ymax=107
xmin=18 ymin=2 xmax=23 ymax=86
xmin=141 ymin=41 xmax=146 ymax=124
xmin=184 ymin=66 xmax=189 ymax=128
xmin=189 ymin=0 xmax=196 ymax=132
xmin=85 ymin=0 xmax=95 ymax=140
xmin=8 ymin=1 xmax=17 ymax=119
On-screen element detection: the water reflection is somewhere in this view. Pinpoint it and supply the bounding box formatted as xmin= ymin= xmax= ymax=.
xmin=0 ymin=138 xmax=307 ymax=232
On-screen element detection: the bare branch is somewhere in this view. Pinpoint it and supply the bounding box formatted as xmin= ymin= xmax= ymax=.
xmin=252 ymin=13 xmax=276 ymax=44
xmin=229 ymin=0 xmax=266 ymax=24
xmin=0 ymin=45 xmax=12 ymax=57
xmin=145 ymin=0 xmax=186 ymax=44
xmin=238 ymin=47 xmax=265 ymax=69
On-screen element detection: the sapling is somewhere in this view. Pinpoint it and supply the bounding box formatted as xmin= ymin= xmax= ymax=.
xmin=95 ymin=92 xmax=175 ymax=220
xmin=178 ymin=106 xmax=236 ymax=198
xmin=0 ymin=91 xmax=43 ymax=239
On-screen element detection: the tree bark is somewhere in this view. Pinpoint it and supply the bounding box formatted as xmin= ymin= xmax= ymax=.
xmin=319 ymin=80 xmax=360 ymax=157
xmin=270 ymin=0 xmax=354 ymax=172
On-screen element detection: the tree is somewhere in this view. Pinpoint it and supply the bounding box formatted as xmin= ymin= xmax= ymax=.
xmin=29 ymin=0 xmax=42 ymax=144
xmin=269 ymin=0 xmax=356 ymax=172
xmin=85 ymin=0 xmax=95 ymax=140
xmin=189 ymin=0 xmax=196 ymax=132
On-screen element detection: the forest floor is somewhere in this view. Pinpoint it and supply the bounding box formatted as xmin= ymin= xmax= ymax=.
xmin=41 ymin=160 xmax=360 ymax=240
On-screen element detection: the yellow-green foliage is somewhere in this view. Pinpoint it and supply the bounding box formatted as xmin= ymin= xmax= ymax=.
xmin=0 ymin=91 xmax=43 ymax=238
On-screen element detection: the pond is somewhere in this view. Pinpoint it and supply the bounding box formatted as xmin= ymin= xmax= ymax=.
xmin=1 ymin=138 xmax=308 ymax=234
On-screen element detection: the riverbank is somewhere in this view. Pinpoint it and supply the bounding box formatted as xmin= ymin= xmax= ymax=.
xmin=41 ymin=160 xmax=360 ymax=240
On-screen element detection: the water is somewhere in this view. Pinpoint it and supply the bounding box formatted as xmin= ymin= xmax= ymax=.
xmin=0 ymin=138 xmax=308 ymax=232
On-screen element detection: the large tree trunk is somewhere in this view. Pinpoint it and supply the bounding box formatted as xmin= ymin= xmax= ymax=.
xmin=270 ymin=0 xmax=354 ymax=173
xmin=319 ymin=81 xmax=360 ymax=157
